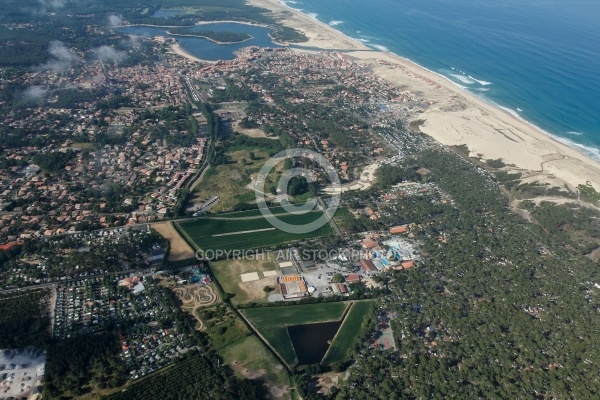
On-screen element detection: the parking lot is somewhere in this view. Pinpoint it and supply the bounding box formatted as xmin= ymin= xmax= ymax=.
xmin=300 ymin=261 xmax=361 ymax=297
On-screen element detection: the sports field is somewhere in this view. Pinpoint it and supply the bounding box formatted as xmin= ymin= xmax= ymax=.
xmin=322 ymin=300 xmax=375 ymax=365
xmin=242 ymin=302 xmax=349 ymax=366
xmin=175 ymin=207 xmax=333 ymax=252
xmin=210 ymin=255 xmax=280 ymax=305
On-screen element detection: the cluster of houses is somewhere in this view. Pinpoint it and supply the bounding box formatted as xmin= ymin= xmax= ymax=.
xmin=358 ymin=227 xmax=419 ymax=274
xmin=120 ymin=326 xmax=194 ymax=380
xmin=53 ymin=275 xmax=195 ymax=379
xmin=0 ymin=45 xmax=208 ymax=242
xmin=182 ymin=48 xmax=426 ymax=183
xmin=1 ymin=226 xmax=164 ymax=290
xmin=0 ymin=130 xmax=207 ymax=242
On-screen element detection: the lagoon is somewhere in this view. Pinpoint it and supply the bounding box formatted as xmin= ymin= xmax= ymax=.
xmin=117 ymin=22 xmax=280 ymax=61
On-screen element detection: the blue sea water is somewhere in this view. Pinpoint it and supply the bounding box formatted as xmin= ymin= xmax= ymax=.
xmin=283 ymin=0 xmax=600 ymax=159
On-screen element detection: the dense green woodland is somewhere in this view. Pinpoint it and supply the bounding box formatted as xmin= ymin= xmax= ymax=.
xmin=375 ymin=164 xmax=422 ymax=188
xmin=336 ymin=148 xmax=600 ymax=399
xmin=0 ymin=290 xmax=51 ymax=348
xmin=105 ymin=352 xmax=264 ymax=400
xmin=44 ymin=333 xmax=126 ymax=398
xmin=530 ymin=201 xmax=600 ymax=253
xmin=168 ymin=28 xmax=251 ymax=43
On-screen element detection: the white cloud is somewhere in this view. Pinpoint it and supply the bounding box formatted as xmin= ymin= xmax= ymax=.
xmin=120 ymin=35 xmax=142 ymax=49
xmin=108 ymin=14 xmax=123 ymax=28
xmin=93 ymin=46 xmax=127 ymax=64
xmin=38 ymin=41 xmax=76 ymax=71
xmin=22 ymin=86 xmax=46 ymax=102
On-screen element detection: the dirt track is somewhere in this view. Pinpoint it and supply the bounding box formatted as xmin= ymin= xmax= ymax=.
xmin=173 ymin=284 xmax=219 ymax=330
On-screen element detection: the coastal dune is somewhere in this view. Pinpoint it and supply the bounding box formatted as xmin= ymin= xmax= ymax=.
xmin=248 ymin=0 xmax=368 ymax=51
xmin=251 ymin=0 xmax=600 ymax=190
xmin=350 ymin=51 xmax=600 ymax=190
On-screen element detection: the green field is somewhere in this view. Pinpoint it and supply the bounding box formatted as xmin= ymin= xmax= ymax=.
xmin=176 ymin=208 xmax=333 ymax=252
xmin=242 ymin=302 xmax=349 ymax=366
xmin=322 ymin=300 xmax=375 ymax=365
xmin=210 ymin=206 xmax=290 ymax=219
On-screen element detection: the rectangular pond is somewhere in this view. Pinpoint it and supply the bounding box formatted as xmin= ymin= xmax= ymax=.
xmin=288 ymin=320 xmax=342 ymax=365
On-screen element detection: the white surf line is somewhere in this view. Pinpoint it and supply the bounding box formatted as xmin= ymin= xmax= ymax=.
xmin=212 ymin=227 xmax=276 ymax=237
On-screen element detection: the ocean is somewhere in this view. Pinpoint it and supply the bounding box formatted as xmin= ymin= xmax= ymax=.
xmin=283 ymin=0 xmax=600 ymax=160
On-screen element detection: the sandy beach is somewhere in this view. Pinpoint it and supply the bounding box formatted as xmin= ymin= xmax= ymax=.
xmin=171 ymin=42 xmax=217 ymax=64
xmin=250 ymin=0 xmax=600 ymax=191
xmin=248 ymin=0 xmax=368 ymax=51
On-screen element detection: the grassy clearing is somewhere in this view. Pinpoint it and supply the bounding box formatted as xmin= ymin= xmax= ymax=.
xmin=210 ymin=255 xmax=279 ymax=305
xmin=176 ymin=210 xmax=332 ymax=252
xmin=220 ymin=335 xmax=291 ymax=399
xmin=191 ymin=149 xmax=268 ymax=212
xmin=332 ymin=207 xmax=353 ymax=234
xmin=322 ymin=300 xmax=375 ymax=365
xmin=242 ymin=302 xmax=349 ymax=366
xmin=197 ymin=303 xmax=250 ymax=351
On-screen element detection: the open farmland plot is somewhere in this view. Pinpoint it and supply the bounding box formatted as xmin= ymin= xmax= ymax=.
xmin=241 ymin=302 xmax=349 ymax=367
xmin=322 ymin=300 xmax=375 ymax=365
xmin=175 ymin=209 xmax=333 ymax=252
xmin=152 ymin=221 xmax=196 ymax=261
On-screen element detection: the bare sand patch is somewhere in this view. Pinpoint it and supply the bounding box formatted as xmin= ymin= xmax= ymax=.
xmin=239 ymin=277 xmax=278 ymax=302
xmin=152 ymin=221 xmax=195 ymax=261
xmin=234 ymin=122 xmax=279 ymax=139
xmin=242 ymin=368 xmax=267 ymax=379
xmin=241 ymin=272 xmax=260 ymax=282
xmin=270 ymin=385 xmax=291 ymax=398
xmin=345 ymin=50 xmax=600 ymax=190
xmin=211 ymin=256 xmax=281 ymax=304
xmin=170 ymin=42 xmax=215 ymax=63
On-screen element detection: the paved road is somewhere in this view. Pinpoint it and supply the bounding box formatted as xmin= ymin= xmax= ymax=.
xmin=0 ymin=265 xmax=162 ymax=295
xmin=318 ymin=197 xmax=342 ymax=236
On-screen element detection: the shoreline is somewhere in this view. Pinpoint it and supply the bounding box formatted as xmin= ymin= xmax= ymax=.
xmin=171 ymin=42 xmax=217 ymax=64
xmin=249 ymin=0 xmax=600 ymax=190
xmin=195 ymin=20 xmax=271 ymax=28
xmin=373 ymin=49 xmax=598 ymax=162
xmin=247 ymin=0 xmax=368 ymax=51
xmin=166 ymin=31 xmax=254 ymax=45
